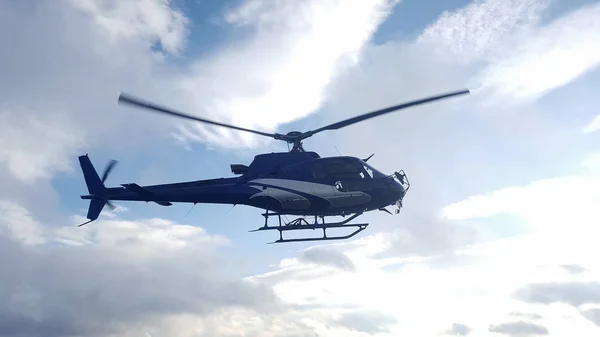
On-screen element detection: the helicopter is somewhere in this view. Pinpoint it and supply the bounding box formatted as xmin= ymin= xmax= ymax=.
xmin=78 ymin=88 xmax=470 ymax=243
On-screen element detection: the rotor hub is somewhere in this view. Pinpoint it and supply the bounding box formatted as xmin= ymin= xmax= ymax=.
xmin=283 ymin=131 xmax=305 ymax=152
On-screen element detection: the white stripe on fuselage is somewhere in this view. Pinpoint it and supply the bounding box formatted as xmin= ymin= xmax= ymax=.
xmin=247 ymin=178 xmax=371 ymax=210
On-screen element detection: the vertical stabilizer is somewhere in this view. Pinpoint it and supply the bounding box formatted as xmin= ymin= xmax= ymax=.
xmin=79 ymin=154 xmax=105 ymax=194
xmin=78 ymin=154 xmax=110 ymax=226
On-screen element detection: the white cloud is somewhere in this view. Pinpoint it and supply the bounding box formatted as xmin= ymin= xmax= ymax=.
xmin=0 ymin=201 xmax=45 ymax=245
xmin=414 ymin=0 xmax=600 ymax=105
xmin=488 ymin=321 xmax=549 ymax=336
xmin=0 ymin=110 xmax=85 ymax=183
xmin=0 ymin=0 xmax=185 ymax=183
xmin=476 ymin=1 xmax=600 ymax=103
xmin=417 ymin=0 xmax=550 ymax=64
xmin=0 ymin=200 xmax=286 ymax=336
xmin=245 ymin=220 xmax=600 ymax=336
xmin=582 ymin=151 xmax=600 ymax=171
xmin=583 ymin=114 xmax=600 ymax=134
xmin=67 ymin=0 xmax=189 ymax=54
xmin=441 ymin=171 xmax=600 ymax=237
xmin=172 ymin=0 xmax=398 ymax=149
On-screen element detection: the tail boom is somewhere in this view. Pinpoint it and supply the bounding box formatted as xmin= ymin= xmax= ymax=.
xmin=78 ymin=154 xmax=254 ymax=227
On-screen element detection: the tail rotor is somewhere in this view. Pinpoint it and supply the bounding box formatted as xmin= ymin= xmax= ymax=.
xmin=101 ymin=159 xmax=118 ymax=184
xmin=101 ymin=160 xmax=118 ymax=210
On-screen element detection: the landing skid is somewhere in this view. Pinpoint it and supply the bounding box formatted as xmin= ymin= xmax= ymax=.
xmin=250 ymin=211 xmax=369 ymax=244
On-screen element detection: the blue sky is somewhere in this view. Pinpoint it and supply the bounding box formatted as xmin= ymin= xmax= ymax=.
xmin=2 ymin=0 xmax=600 ymax=336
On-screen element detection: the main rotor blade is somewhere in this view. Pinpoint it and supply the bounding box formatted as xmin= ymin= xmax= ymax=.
xmin=305 ymin=89 xmax=470 ymax=137
xmin=118 ymin=93 xmax=280 ymax=139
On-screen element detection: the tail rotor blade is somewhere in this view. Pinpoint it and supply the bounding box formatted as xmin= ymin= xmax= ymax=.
xmin=106 ymin=201 xmax=116 ymax=211
xmin=101 ymin=160 xmax=118 ymax=184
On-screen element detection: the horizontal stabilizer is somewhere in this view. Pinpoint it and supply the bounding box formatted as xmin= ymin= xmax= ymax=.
xmin=121 ymin=183 xmax=172 ymax=206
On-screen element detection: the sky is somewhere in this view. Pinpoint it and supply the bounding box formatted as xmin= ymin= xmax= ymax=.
xmin=1 ymin=0 xmax=600 ymax=336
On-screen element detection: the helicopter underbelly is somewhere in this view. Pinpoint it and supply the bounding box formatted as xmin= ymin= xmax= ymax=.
xmin=247 ymin=179 xmax=371 ymax=211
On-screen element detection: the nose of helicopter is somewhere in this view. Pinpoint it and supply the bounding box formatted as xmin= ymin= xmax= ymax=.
xmin=385 ymin=176 xmax=406 ymax=214
xmin=392 ymin=171 xmax=409 ymax=201
xmin=392 ymin=179 xmax=405 ymax=199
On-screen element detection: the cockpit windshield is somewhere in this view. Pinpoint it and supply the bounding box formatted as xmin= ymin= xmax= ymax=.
xmin=361 ymin=161 xmax=386 ymax=178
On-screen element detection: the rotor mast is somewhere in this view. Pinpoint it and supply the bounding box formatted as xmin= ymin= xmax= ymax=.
xmin=276 ymin=131 xmax=306 ymax=152
xmin=290 ymin=139 xmax=305 ymax=152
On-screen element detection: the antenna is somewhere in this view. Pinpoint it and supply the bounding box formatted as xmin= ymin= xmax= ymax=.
xmin=334 ymin=145 xmax=342 ymax=155
xmin=185 ymin=203 xmax=196 ymax=218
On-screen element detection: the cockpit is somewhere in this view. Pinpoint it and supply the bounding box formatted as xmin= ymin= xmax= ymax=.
xmin=310 ymin=157 xmax=386 ymax=180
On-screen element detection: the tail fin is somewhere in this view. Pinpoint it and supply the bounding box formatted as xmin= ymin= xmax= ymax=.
xmin=79 ymin=154 xmax=105 ymax=195
xmin=78 ymin=154 xmax=108 ymax=226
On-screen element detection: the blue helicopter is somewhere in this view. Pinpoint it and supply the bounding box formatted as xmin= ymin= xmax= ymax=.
xmin=78 ymin=89 xmax=470 ymax=243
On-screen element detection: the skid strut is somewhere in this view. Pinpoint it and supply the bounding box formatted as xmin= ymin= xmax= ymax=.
xmin=250 ymin=211 xmax=369 ymax=244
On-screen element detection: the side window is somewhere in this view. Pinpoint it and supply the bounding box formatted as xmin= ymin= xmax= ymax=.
xmin=325 ymin=161 xmax=363 ymax=179
xmin=312 ymin=162 xmax=325 ymax=178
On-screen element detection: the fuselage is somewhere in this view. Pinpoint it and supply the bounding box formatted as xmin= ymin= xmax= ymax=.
xmin=81 ymin=152 xmax=407 ymax=217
